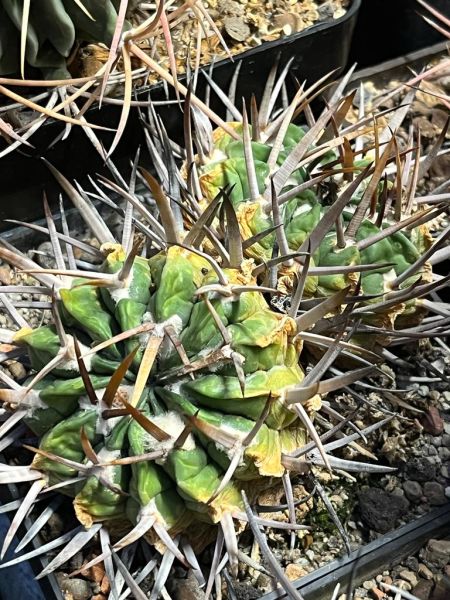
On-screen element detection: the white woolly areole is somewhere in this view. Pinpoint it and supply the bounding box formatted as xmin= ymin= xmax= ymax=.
xmin=95 ymin=448 xmax=121 ymax=485
xmin=138 ymin=312 xmax=155 ymax=347
xmin=139 ymin=498 xmax=167 ymax=527
xmin=60 ymin=336 xmax=93 ymax=373
xmin=167 ymin=381 xmax=182 ymax=395
xmin=196 ymin=342 xmax=232 ymax=359
xmin=158 ymin=315 xmax=183 ymax=361
xmin=213 ymin=422 xmax=247 ymax=462
xmin=143 ymin=411 xmax=195 ymax=456
xmin=194 ymin=340 xmax=229 ymax=373
xmin=109 ymin=269 xmax=134 ymax=304
xmin=383 ymin=268 xmax=398 ymax=291
xmin=142 ymin=311 xmax=154 ymax=324
xmin=207 ymin=148 xmax=228 ymax=165
xmin=110 ymin=286 xmax=132 ymax=303
xmin=19 ymin=389 xmax=47 ymax=417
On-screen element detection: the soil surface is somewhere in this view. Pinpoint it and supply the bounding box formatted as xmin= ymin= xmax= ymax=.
xmin=76 ymin=0 xmax=351 ymax=80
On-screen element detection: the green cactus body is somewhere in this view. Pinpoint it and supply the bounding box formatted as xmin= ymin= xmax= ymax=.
xmin=181 ymin=365 xmax=303 ymax=430
xmin=74 ymin=446 xmax=128 ymax=526
xmin=160 ymin=390 xmax=287 ymax=479
xmin=24 ymin=374 xmax=111 ymax=436
xmin=100 ymin=244 xmax=152 ymax=365
xmin=32 ymin=408 xmax=99 ymax=481
xmin=74 ymin=410 xmax=132 ymax=526
xmin=17 ymin=246 xmax=315 ymax=544
xmin=150 ymin=246 xmax=209 ymax=327
xmin=60 ymin=280 xmax=120 ymax=358
xmin=14 ymin=325 xmax=124 ymax=377
xmin=195 ymin=121 xmax=431 ymax=324
xmin=127 ymin=416 xmax=192 ymax=534
xmin=156 ymin=423 xmax=244 ymax=522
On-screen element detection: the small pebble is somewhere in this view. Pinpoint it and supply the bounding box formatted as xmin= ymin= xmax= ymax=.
xmin=431 ymin=579 xmax=449 ymax=600
xmin=285 ymin=564 xmax=308 ymax=580
xmin=362 ymin=579 xmax=376 ymax=590
xmin=0 ymin=266 xmax=12 ymax=285
xmin=404 ymin=556 xmax=419 ymax=572
xmin=441 ymin=465 xmax=450 ymax=479
xmin=422 ymin=538 xmax=450 ymax=568
xmin=35 ymin=241 xmax=57 ymax=269
xmin=6 ymin=360 xmax=27 ymax=380
xmin=399 ymin=570 xmax=418 ymax=587
xmin=223 ymin=16 xmax=250 ymax=41
xmin=404 ymin=457 xmax=436 ymax=482
xmin=305 ymin=549 xmax=315 ymax=562
xmin=45 ymin=512 xmax=64 ymax=540
xmin=403 ymin=480 xmax=423 ymax=503
xmin=438 ymin=447 xmax=450 ymax=460
xmin=392 ymin=579 xmax=412 ymax=591
xmin=418 ymin=563 xmax=433 ymax=580
xmin=69 ymin=551 xmax=85 ymax=572
xmin=423 ymin=481 xmax=447 ymax=506
xmin=171 ymin=571 xmax=206 ymax=600
xmin=256 ymin=574 xmax=272 ymax=591
xmin=57 ymin=576 xmax=92 ymax=600
xmin=413 ymin=579 xmax=434 ymax=600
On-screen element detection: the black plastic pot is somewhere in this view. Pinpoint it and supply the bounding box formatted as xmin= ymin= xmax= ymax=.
xmin=0 ymin=0 xmax=361 ymax=231
xmin=349 ymin=0 xmax=449 ymax=68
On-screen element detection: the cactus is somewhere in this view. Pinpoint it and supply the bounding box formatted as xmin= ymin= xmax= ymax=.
xmin=0 ymin=64 xmax=448 ymax=597
xmin=143 ymin=65 xmax=444 ymax=334
xmin=200 ymin=130 xmax=429 ymax=320
xmin=0 ymin=174 xmax=397 ymax=593
xmin=2 ymin=238 xmax=315 ymax=540
xmin=199 ymin=125 xmax=433 ymax=329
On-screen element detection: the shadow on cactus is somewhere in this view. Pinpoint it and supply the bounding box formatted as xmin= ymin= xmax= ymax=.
xmin=0 ymin=62 xmax=449 ymax=598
